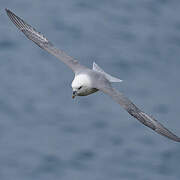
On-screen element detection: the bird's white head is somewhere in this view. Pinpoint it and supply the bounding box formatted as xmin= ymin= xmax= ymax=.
xmin=71 ymin=74 xmax=92 ymax=98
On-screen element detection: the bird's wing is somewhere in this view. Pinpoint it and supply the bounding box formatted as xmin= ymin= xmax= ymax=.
xmin=98 ymin=83 xmax=180 ymax=142
xmin=6 ymin=9 xmax=87 ymax=73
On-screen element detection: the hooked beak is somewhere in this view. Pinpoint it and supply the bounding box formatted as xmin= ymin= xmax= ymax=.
xmin=72 ymin=91 xmax=77 ymax=99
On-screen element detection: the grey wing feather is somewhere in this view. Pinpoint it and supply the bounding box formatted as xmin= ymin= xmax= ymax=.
xmin=6 ymin=9 xmax=87 ymax=73
xmin=99 ymin=84 xmax=180 ymax=142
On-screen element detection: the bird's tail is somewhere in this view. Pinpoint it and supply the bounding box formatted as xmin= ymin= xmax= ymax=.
xmin=92 ymin=62 xmax=123 ymax=83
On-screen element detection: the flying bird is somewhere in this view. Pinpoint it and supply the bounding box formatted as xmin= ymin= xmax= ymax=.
xmin=6 ymin=9 xmax=180 ymax=142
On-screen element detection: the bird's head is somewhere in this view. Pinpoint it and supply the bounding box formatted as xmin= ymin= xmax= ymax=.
xmin=71 ymin=74 xmax=92 ymax=98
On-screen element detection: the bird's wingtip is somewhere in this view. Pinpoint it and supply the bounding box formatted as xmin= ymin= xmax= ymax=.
xmin=5 ymin=8 xmax=10 ymax=13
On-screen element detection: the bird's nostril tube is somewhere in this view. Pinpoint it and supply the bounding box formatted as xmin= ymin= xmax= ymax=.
xmin=73 ymin=91 xmax=77 ymax=95
xmin=72 ymin=91 xmax=77 ymax=99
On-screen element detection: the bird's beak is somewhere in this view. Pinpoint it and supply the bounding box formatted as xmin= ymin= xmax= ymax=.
xmin=72 ymin=91 xmax=77 ymax=99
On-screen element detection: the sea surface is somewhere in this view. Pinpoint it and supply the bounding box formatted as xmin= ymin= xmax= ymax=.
xmin=0 ymin=0 xmax=180 ymax=180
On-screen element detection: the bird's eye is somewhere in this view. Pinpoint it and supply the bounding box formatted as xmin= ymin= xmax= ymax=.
xmin=78 ymin=86 xmax=82 ymax=90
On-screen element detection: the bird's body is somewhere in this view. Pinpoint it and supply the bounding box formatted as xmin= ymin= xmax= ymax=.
xmin=6 ymin=9 xmax=180 ymax=142
xmin=71 ymin=65 xmax=117 ymax=97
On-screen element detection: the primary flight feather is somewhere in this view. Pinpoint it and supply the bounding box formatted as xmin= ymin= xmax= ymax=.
xmin=6 ymin=9 xmax=180 ymax=142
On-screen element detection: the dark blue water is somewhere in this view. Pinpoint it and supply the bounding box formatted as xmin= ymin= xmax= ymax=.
xmin=1 ymin=0 xmax=180 ymax=180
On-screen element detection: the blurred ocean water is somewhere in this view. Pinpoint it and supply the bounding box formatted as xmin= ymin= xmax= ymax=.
xmin=0 ymin=0 xmax=180 ymax=180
